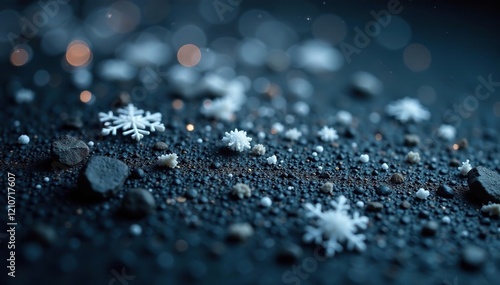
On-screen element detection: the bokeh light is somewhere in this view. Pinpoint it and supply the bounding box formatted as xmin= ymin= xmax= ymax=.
xmin=79 ymin=90 xmax=93 ymax=103
xmin=312 ymin=14 xmax=347 ymax=45
xmin=403 ymin=43 xmax=431 ymax=72
xmin=375 ymin=16 xmax=412 ymax=50
xmin=10 ymin=47 xmax=30 ymax=66
xmin=107 ymin=0 xmax=141 ymax=33
xmin=66 ymin=40 xmax=92 ymax=67
xmin=177 ymin=44 xmax=202 ymax=67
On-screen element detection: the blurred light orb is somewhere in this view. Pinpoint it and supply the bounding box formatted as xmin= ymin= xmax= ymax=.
xmin=312 ymin=14 xmax=347 ymax=45
xmin=177 ymin=44 xmax=202 ymax=67
xmin=107 ymin=0 xmax=141 ymax=33
xmin=66 ymin=40 xmax=92 ymax=67
xmin=172 ymin=25 xmax=207 ymax=49
xmin=79 ymin=90 xmax=93 ymax=103
xmin=291 ymin=40 xmax=343 ymax=73
xmin=10 ymin=47 xmax=30 ymax=66
xmin=238 ymin=38 xmax=268 ymax=66
xmin=417 ymin=85 xmax=436 ymax=104
xmin=403 ymin=43 xmax=431 ymax=72
xmin=375 ymin=16 xmax=412 ymax=50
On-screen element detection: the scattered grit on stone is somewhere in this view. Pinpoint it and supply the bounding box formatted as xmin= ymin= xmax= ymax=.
xmin=467 ymin=166 xmax=500 ymax=202
xmin=51 ymin=135 xmax=89 ymax=166
xmin=121 ymin=188 xmax=156 ymax=218
xmin=79 ymin=156 xmax=129 ymax=197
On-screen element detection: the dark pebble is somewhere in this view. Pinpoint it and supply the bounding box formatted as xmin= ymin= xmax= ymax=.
xmin=186 ymin=189 xmax=199 ymax=199
xmin=354 ymin=186 xmax=365 ymax=194
xmin=437 ymin=185 xmax=454 ymax=198
xmin=458 ymin=138 xmax=469 ymax=149
xmin=62 ymin=116 xmax=83 ymax=129
xmin=275 ymin=243 xmax=303 ymax=265
xmin=131 ymin=168 xmax=145 ymax=179
xmin=79 ymin=156 xmax=129 ymax=198
xmin=468 ymin=166 xmax=500 ymax=202
xmin=319 ymin=172 xmax=330 ymax=178
xmin=51 ymin=135 xmax=89 ymax=166
xmin=404 ymin=134 xmax=420 ymax=146
xmin=154 ymin=142 xmax=169 ymax=150
xmin=400 ymin=201 xmax=411 ymax=209
xmin=121 ymin=188 xmax=156 ymax=218
xmin=461 ymin=246 xmax=487 ymax=270
xmin=376 ymin=185 xmax=392 ymax=196
xmin=421 ymin=221 xmax=438 ymax=236
xmin=28 ymin=224 xmax=57 ymax=246
xmin=390 ymin=173 xmax=405 ymax=184
xmin=449 ymin=159 xmax=461 ymax=167
xmin=366 ymin=202 xmax=384 ymax=212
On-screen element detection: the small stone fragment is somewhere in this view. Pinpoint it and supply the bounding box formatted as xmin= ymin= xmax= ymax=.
xmin=276 ymin=243 xmax=303 ymax=264
xmin=260 ymin=197 xmax=272 ymax=207
xmin=320 ymin=182 xmax=334 ymax=194
xmin=376 ymin=185 xmax=392 ymax=196
xmin=421 ymin=221 xmax=438 ymax=236
xmin=18 ymin=134 xmax=30 ymax=144
xmin=79 ymin=156 xmax=129 ymax=197
xmin=366 ymin=202 xmax=384 ymax=212
xmin=359 ymin=154 xmax=369 ymax=163
xmin=468 ymin=167 xmax=500 ymax=202
xmin=461 ymin=246 xmax=486 ymax=270
xmin=404 ymin=134 xmax=420 ymax=146
xmin=154 ymin=141 xmax=169 ymax=150
xmin=231 ymin=183 xmax=252 ymax=199
xmin=390 ymin=173 xmax=405 ymax=184
xmin=227 ymin=223 xmax=254 ymax=242
xmin=437 ymin=185 xmax=454 ymax=198
xmin=131 ymin=168 xmax=145 ymax=179
xmin=121 ymin=188 xmax=156 ymax=218
xmin=51 ymin=135 xmax=89 ymax=166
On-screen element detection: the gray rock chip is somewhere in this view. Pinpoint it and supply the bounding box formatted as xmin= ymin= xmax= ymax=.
xmin=461 ymin=246 xmax=487 ymax=270
xmin=121 ymin=188 xmax=156 ymax=217
xmin=468 ymin=166 xmax=500 ymax=202
xmin=51 ymin=135 xmax=89 ymax=166
xmin=390 ymin=173 xmax=405 ymax=184
xmin=79 ymin=156 xmax=129 ymax=197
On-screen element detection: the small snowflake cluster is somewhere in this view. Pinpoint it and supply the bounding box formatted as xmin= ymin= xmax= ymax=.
xmin=222 ymin=129 xmax=252 ymax=152
xmin=386 ymin=97 xmax=430 ymax=123
xmin=303 ymin=195 xmax=369 ymax=257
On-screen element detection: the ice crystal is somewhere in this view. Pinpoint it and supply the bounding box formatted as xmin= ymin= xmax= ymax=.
xmin=222 ymin=129 xmax=252 ymax=152
xmin=386 ymin=97 xmax=430 ymax=123
xmin=304 ymin=195 xmax=369 ymax=257
xmin=99 ymin=104 xmax=165 ymax=141
xmin=317 ymin=126 xmax=338 ymax=142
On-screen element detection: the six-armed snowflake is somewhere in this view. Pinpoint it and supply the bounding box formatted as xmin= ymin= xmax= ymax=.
xmin=304 ymin=195 xmax=369 ymax=257
xmin=386 ymin=97 xmax=430 ymax=123
xmin=99 ymin=104 xmax=165 ymax=141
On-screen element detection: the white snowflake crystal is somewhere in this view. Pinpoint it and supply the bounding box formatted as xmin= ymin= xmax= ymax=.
xmin=303 ymin=195 xmax=369 ymax=257
xmin=222 ymin=129 xmax=252 ymax=152
xmin=99 ymin=104 xmax=165 ymax=141
xmin=284 ymin=128 xmax=302 ymax=141
xmin=158 ymin=153 xmax=178 ymax=168
xmin=317 ymin=126 xmax=338 ymax=142
xmin=386 ymin=97 xmax=430 ymax=123
xmin=458 ymin=159 xmax=472 ymax=176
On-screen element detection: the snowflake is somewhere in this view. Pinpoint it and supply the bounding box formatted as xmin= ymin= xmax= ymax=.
xmin=303 ymin=195 xmax=369 ymax=257
xmin=458 ymin=159 xmax=472 ymax=176
xmin=158 ymin=153 xmax=178 ymax=168
xmin=317 ymin=126 xmax=338 ymax=142
xmin=284 ymin=128 xmax=302 ymax=141
xmin=437 ymin=124 xmax=456 ymax=141
xmin=99 ymin=104 xmax=165 ymax=141
xmin=222 ymin=129 xmax=252 ymax=152
xmin=386 ymin=97 xmax=430 ymax=123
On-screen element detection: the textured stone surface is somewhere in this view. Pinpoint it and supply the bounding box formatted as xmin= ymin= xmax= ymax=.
xmin=79 ymin=156 xmax=129 ymax=197
xmin=51 ymin=135 xmax=89 ymax=166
